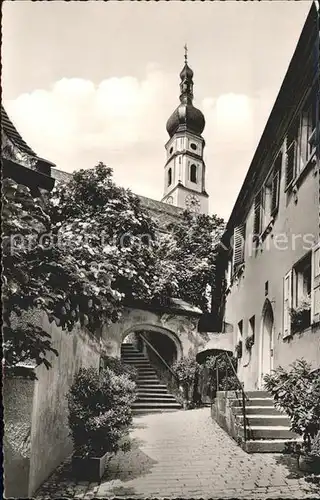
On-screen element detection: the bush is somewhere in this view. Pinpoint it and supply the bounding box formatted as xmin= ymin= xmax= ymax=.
xmin=245 ymin=335 xmax=255 ymax=351
xmin=172 ymin=356 xmax=200 ymax=402
xmin=235 ymin=341 xmax=243 ymax=359
xmin=264 ymin=360 xmax=320 ymax=455
xmin=204 ymin=354 xmax=238 ymax=392
xmin=102 ymin=356 xmax=138 ymax=382
xmin=67 ymin=366 xmax=136 ymax=458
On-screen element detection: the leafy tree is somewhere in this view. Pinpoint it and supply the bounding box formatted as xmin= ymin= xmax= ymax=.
xmin=159 ymin=211 xmax=225 ymax=311
xmin=2 ymin=162 xmax=224 ymax=375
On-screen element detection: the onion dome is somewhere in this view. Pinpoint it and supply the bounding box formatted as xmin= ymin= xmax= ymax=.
xmin=166 ymin=46 xmax=205 ymax=138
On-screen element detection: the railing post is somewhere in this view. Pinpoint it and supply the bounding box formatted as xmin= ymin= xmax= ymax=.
xmin=216 ymin=363 xmax=219 ymax=393
xmin=242 ymin=390 xmax=247 ymax=442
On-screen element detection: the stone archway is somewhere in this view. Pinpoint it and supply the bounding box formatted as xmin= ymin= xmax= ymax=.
xmin=259 ymin=299 xmax=274 ymax=388
xmin=122 ymin=323 xmax=183 ymax=362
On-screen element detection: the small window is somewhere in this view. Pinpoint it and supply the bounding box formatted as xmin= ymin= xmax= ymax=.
xmin=169 ymin=146 xmax=173 ymax=155
xmin=233 ymin=224 xmax=246 ymax=268
xmin=190 ymin=164 xmax=197 ymax=183
xmin=168 ymin=168 xmax=172 ymax=186
xmin=190 ymin=142 xmax=197 ymax=151
xmin=293 ymin=253 xmax=311 ymax=309
xmin=253 ymin=192 xmax=262 ymax=238
xmin=249 ymin=316 xmax=255 ymax=343
xmin=237 ymin=320 xmax=243 ymax=339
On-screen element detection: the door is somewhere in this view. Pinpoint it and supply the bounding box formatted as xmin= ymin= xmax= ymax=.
xmin=260 ymin=301 xmax=274 ymax=388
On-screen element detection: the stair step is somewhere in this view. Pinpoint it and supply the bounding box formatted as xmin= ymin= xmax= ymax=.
xmin=137 ymin=391 xmax=172 ymax=397
xmin=244 ymin=391 xmax=271 ymax=398
xmin=230 ymin=398 xmax=274 ymax=407
xmin=239 ymin=426 xmax=297 ymax=440
xmin=232 ymin=406 xmax=279 ymax=415
xmin=237 ymin=415 xmax=291 ymax=426
xmin=133 ymin=408 xmax=181 ymax=415
xmin=132 ymin=402 xmax=182 ymax=409
xmin=244 ymin=438 xmax=302 ymax=453
xmin=136 ymin=396 xmax=177 ymax=403
xmin=138 ymin=384 xmax=167 ymax=390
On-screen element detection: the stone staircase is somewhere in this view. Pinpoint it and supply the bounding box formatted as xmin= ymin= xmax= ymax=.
xmin=121 ymin=343 xmax=182 ymax=415
xmin=212 ymin=390 xmax=300 ymax=453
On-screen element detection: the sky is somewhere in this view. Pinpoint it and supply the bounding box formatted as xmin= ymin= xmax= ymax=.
xmin=2 ymin=1 xmax=312 ymax=220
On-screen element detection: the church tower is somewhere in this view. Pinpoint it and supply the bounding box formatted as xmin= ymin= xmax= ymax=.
xmin=162 ymin=47 xmax=209 ymax=214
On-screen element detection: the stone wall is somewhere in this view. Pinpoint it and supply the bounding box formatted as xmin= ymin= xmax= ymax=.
xmin=4 ymin=310 xmax=101 ymax=498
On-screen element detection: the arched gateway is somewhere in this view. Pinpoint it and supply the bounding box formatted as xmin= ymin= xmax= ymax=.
xmin=101 ymin=301 xmax=209 ymax=364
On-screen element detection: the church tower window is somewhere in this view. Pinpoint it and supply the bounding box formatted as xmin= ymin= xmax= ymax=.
xmin=168 ymin=167 xmax=172 ymax=186
xmin=190 ymin=164 xmax=197 ymax=183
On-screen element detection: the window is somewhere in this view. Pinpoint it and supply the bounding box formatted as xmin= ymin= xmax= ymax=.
xmin=237 ymin=320 xmax=243 ymax=340
xmin=190 ymin=142 xmax=197 ymax=151
xmin=169 ymin=146 xmax=173 ymax=155
xmin=190 ymin=164 xmax=197 ymax=183
xmin=253 ymin=192 xmax=262 ymax=238
xmin=311 ymin=243 xmax=320 ymax=325
xmin=233 ymin=224 xmax=246 ymax=268
xmin=285 ymin=88 xmax=318 ymax=187
xmin=249 ymin=316 xmax=255 ymax=342
xmin=283 ymin=249 xmax=318 ymax=338
xmin=168 ymin=167 xmax=172 ymax=186
xmin=293 ymin=253 xmax=311 ymax=309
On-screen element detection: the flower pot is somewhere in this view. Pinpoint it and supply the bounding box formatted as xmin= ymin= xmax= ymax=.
xmin=72 ymin=451 xmax=111 ymax=481
xmin=298 ymin=453 xmax=320 ymax=473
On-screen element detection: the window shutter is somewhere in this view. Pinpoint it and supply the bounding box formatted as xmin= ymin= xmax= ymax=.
xmin=285 ymin=141 xmax=296 ymax=187
xmin=253 ymin=193 xmax=261 ymax=237
xmin=271 ymin=169 xmax=280 ymax=214
xmin=283 ymin=270 xmax=293 ymax=338
xmin=233 ymin=225 xmax=245 ymax=267
xmin=311 ymin=243 xmax=320 ymax=325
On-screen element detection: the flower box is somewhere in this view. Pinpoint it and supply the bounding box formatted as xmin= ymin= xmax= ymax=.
xmin=72 ymin=451 xmax=112 ymax=481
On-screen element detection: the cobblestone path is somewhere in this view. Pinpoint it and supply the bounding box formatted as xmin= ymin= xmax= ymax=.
xmin=36 ymin=408 xmax=320 ymax=499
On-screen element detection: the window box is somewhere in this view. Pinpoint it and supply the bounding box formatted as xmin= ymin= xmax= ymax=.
xmin=290 ymin=296 xmax=311 ymax=334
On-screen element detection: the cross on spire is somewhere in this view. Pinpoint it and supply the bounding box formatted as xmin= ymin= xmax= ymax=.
xmin=184 ymin=43 xmax=188 ymax=64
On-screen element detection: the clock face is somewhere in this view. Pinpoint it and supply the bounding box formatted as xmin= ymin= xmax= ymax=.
xmin=185 ymin=194 xmax=200 ymax=213
xmin=166 ymin=196 xmax=173 ymax=205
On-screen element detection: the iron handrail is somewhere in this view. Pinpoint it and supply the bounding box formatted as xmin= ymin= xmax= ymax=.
xmin=138 ymin=333 xmax=179 ymax=383
xmin=212 ymin=351 xmax=249 ymax=442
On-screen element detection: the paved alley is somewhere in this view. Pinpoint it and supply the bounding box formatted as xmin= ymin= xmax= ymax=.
xmin=36 ymin=408 xmax=320 ymax=499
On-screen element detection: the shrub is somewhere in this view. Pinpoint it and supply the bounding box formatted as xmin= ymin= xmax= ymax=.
xmin=235 ymin=340 xmax=243 ymax=359
xmin=102 ymin=356 xmax=138 ymax=382
xmin=245 ymin=335 xmax=255 ymax=351
xmin=172 ymin=356 xmax=201 ymax=402
xmin=67 ymin=366 xmax=136 ymax=458
xmin=204 ymin=354 xmax=238 ymax=392
xmin=264 ymin=360 xmax=320 ymax=455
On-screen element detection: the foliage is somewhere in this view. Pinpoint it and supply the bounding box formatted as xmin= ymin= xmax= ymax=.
xmin=2 ymin=162 xmax=224 ymax=374
xmin=310 ymin=431 xmax=320 ymax=458
xmin=172 ymin=356 xmax=201 ymax=402
xmin=102 ymin=356 xmax=138 ymax=382
xmin=161 ymin=212 xmax=225 ymax=311
xmin=235 ymin=340 xmax=243 ymax=359
xmin=264 ymin=360 xmax=320 ymax=455
xmin=204 ymin=354 xmax=238 ymax=392
xmin=3 ymin=323 xmax=59 ymax=377
xmin=290 ymin=296 xmax=311 ymax=334
xmin=67 ymin=366 xmax=136 ymax=458
xmin=245 ymin=335 xmax=255 ymax=351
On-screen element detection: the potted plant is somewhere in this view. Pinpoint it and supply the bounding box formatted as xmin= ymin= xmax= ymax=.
xmin=245 ymin=334 xmax=254 ymax=352
xmin=235 ymin=340 xmax=243 ymax=359
xmin=172 ymin=356 xmax=201 ymax=409
xmin=290 ymin=295 xmax=311 ymax=334
xmin=67 ymin=366 xmax=136 ymax=481
xmin=264 ymin=361 xmax=320 ymax=473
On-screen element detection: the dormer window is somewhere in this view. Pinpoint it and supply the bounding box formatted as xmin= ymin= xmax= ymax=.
xmin=190 ymin=164 xmax=197 ymax=183
xmin=168 ymin=167 xmax=172 ymax=186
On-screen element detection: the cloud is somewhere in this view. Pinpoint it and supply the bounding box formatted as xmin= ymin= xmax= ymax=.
xmin=4 ymin=69 xmax=272 ymax=219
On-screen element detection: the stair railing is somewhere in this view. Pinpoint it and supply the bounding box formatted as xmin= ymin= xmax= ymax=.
xmin=212 ymin=351 xmax=249 ymax=443
xmin=138 ymin=333 xmax=179 ymax=384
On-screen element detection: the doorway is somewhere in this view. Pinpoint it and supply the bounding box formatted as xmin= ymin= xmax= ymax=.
xmin=259 ymin=300 xmax=274 ymax=388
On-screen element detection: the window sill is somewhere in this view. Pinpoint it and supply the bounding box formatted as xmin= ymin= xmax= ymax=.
xmin=285 ymin=155 xmax=316 ymax=194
